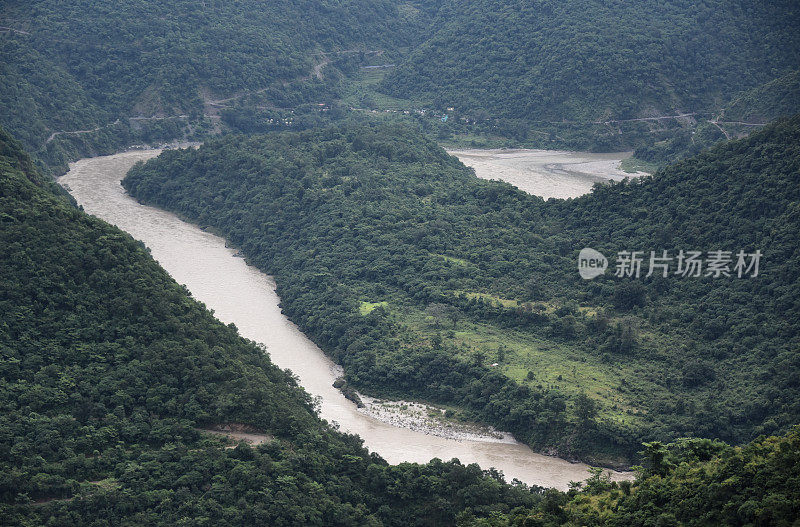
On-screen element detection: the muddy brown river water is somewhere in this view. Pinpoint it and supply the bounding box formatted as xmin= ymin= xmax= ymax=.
xmin=59 ymin=149 xmax=633 ymax=490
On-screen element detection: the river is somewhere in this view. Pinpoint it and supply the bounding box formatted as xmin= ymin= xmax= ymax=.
xmin=59 ymin=149 xmax=633 ymax=490
xmin=449 ymin=148 xmax=644 ymax=199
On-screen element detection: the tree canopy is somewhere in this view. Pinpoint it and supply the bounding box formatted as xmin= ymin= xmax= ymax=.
xmin=124 ymin=116 xmax=800 ymax=466
xmin=0 ymin=126 xmax=543 ymax=525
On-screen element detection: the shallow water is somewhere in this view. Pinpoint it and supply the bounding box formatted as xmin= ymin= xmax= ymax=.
xmin=59 ymin=149 xmax=633 ymax=490
xmin=449 ymin=148 xmax=643 ymax=199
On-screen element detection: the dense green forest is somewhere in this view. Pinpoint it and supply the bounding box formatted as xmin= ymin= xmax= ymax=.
xmin=0 ymin=127 xmax=553 ymax=524
xmin=4 ymin=118 xmax=799 ymax=523
xmin=724 ymin=70 xmax=800 ymax=124
xmin=5 ymin=0 xmax=800 ymax=174
xmin=0 ymin=0 xmax=437 ymax=171
xmin=632 ymin=69 xmax=800 ymax=165
xmin=460 ymin=427 xmax=800 ymax=526
xmin=124 ymin=116 xmax=800 ymax=466
xmin=3 ymin=0 xmax=800 ymax=521
xmin=382 ymin=1 xmax=800 ymax=129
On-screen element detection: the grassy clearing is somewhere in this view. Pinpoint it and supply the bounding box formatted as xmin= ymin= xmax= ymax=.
xmin=619 ymin=156 xmax=659 ymax=174
xmin=433 ymin=253 xmax=472 ymax=267
xmin=456 ymin=291 xmax=520 ymax=308
xmin=360 ymin=300 xmax=389 ymax=315
xmin=86 ymin=478 xmax=121 ymax=491
xmin=339 ymin=68 xmax=430 ymax=111
xmin=392 ymin=304 xmax=648 ymax=427
xmin=452 ymin=292 xmax=580 ymax=316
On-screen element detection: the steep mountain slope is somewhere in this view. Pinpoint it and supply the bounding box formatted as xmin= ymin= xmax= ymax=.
xmin=554 ymin=115 xmax=800 ymax=443
xmin=463 ymin=427 xmax=800 ymax=526
xmin=724 ymin=69 xmax=800 ymax=124
xmin=633 ymin=69 xmax=800 ymax=164
xmin=0 ymin=127 xmax=540 ymax=525
xmin=4 ymin=0 xmax=799 ymax=166
xmin=123 ymin=116 xmax=800 ymax=465
xmin=0 ymin=0 xmax=436 ymax=170
xmin=382 ymin=0 xmax=800 ymax=130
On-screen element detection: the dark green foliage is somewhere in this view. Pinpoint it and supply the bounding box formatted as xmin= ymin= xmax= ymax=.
xmin=0 ymin=0 xmax=433 ymax=162
xmin=558 ymin=116 xmax=800 ymax=443
xmin=124 ymin=117 xmax=800 ymax=464
xmin=725 ymin=69 xmax=800 ymax=123
xmin=488 ymin=427 xmax=800 ymax=526
xmin=633 ymin=70 xmax=800 ymax=164
xmin=0 ymin=127 xmax=541 ymax=525
xmin=3 ymin=0 xmax=799 ymax=520
xmin=632 ymin=122 xmax=725 ymax=165
xmin=7 ymin=0 xmax=800 ymax=169
xmin=124 ymin=124 xmax=605 ymax=460
xmin=383 ymin=1 xmax=800 ymax=125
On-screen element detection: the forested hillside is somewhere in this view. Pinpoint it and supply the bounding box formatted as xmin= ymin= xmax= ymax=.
xmin=553 ymin=116 xmax=800 ymax=443
xmin=4 ymin=0 xmax=800 ymax=522
xmin=382 ymin=0 xmax=800 ymax=147
xmin=3 ymin=120 xmax=798 ymax=523
xmin=124 ymin=116 xmax=800 ymax=465
xmin=6 ymin=0 xmax=800 ymax=172
xmin=0 ymin=0 xmax=436 ymax=171
xmin=0 ymin=127 xmax=548 ymax=525
xmin=464 ymin=427 xmax=800 ymax=526
xmin=632 ymin=69 xmax=800 ymax=164
xmin=724 ymin=69 xmax=800 ymax=124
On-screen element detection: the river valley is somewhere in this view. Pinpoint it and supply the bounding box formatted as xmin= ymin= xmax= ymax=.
xmin=59 ymin=148 xmax=634 ymax=490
